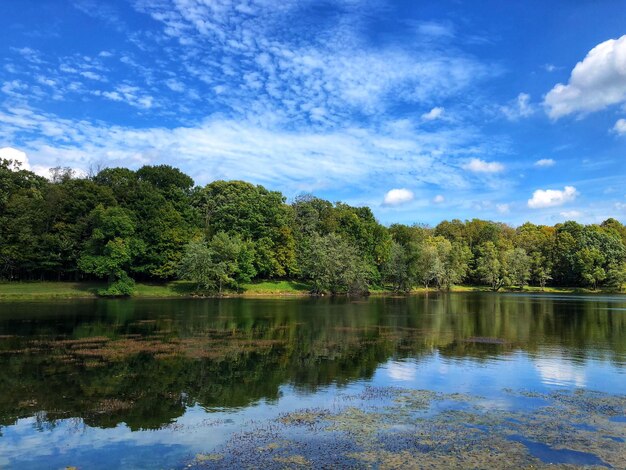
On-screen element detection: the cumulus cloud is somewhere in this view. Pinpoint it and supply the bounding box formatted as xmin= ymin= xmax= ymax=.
xmin=544 ymin=35 xmax=626 ymax=118
xmin=613 ymin=118 xmax=626 ymax=135
xmin=462 ymin=158 xmax=504 ymax=173
xmin=383 ymin=188 xmax=414 ymax=206
xmin=0 ymin=146 xmax=30 ymax=170
xmin=527 ymin=186 xmax=578 ymax=208
xmin=534 ymin=158 xmax=555 ymax=167
xmin=433 ymin=194 xmax=445 ymax=203
xmin=422 ymin=106 xmax=444 ymax=121
xmin=0 ymin=146 xmax=84 ymax=179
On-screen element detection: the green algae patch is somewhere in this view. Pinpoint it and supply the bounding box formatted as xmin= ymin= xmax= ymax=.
xmin=279 ymin=409 xmax=330 ymax=426
xmin=190 ymin=387 xmax=626 ymax=469
xmin=195 ymin=453 xmax=224 ymax=462
xmin=273 ymin=455 xmax=310 ymax=466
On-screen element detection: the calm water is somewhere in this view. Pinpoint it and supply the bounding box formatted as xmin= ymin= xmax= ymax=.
xmin=0 ymin=293 xmax=624 ymax=468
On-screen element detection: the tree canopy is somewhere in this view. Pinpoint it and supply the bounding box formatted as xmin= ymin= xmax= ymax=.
xmin=1 ymin=161 xmax=625 ymax=295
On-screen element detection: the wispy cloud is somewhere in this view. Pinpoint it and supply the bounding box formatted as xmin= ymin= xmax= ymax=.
xmin=0 ymin=106 xmax=502 ymax=197
xmin=463 ymin=158 xmax=504 ymax=173
xmin=534 ymin=158 xmax=555 ymax=167
xmin=613 ymin=118 xmax=626 ymax=135
xmin=500 ymin=93 xmax=534 ymax=120
xmin=422 ymin=107 xmax=445 ymax=121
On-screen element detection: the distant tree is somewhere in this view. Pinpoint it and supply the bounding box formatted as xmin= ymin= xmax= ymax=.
xmin=606 ymin=262 xmax=626 ymax=291
xmin=136 ymin=165 xmax=194 ymax=193
xmin=505 ymin=247 xmax=531 ymax=289
xmin=530 ymin=252 xmax=552 ymax=290
xmin=476 ymin=242 xmax=507 ymax=291
xmin=383 ymin=241 xmax=412 ymax=293
xmin=576 ymin=247 xmax=606 ymax=290
xmin=299 ymin=233 xmax=369 ymax=295
xmin=78 ymin=205 xmax=143 ymax=296
xmin=178 ymin=232 xmax=256 ymax=294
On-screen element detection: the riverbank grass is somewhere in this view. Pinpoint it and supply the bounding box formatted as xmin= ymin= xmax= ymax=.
xmin=0 ymin=281 xmax=621 ymax=300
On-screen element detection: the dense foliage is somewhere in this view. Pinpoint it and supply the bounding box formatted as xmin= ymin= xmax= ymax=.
xmin=1 ymin=159 xmax=625 ymax=294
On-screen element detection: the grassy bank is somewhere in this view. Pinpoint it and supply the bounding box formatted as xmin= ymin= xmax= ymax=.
xmin=0 ymin=280 xmax=312 ymax=300
xmin=0 ymin=280 xmax=622 ymax=300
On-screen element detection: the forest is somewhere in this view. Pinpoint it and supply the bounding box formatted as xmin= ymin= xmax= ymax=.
xmin=1 ymin=159 xmax=625 ymax=296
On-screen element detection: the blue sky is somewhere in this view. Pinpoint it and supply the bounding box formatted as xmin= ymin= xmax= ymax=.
xmin=1 ymin=0 xmax=625 ymax=226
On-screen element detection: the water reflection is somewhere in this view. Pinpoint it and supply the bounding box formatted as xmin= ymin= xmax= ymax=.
xmin=0 ymin=293 xmax=624 ymax=468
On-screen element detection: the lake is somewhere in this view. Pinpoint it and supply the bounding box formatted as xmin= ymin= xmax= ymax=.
xmin=0 ymin=293 xmax=624 ymax=468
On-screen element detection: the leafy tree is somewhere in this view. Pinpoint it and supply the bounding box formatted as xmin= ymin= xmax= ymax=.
xmin=576 ymin=247 xmax=606 ymax=290
xmin=383 ymin=241 xmax=413 ymax=293
xmin=476 ymin=242 xmax=507 ymax=291
xmin=299 ymin=233 xmax=369 ymax=295
xmin=178 ymin=232 xmax=256 ymax=294
xmin=78 ymin=205 xmax=143 ymax=296
xmin=193 ymin=181 xmax=295 ymax=276
xmin=606 ymin=262 xmax=626 ymax=291
xmin=505 ymin=248 xmax=531 ymax=288
xmin=530 ymin=252 xmax=552 ymax=290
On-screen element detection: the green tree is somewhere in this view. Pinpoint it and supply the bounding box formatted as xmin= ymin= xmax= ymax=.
xmin=178 ymin=232 xmax=256 ymax=294
xmin=530 ymin=252 xmax=552 ymax=290
xmin=383 ymin=241 xmax=413 ymax=293
xmin=505 ymin=247 xmax=531 ymax=289
xmin=78 ymin=205 xmax=143 ymax=296
xmin=299 ymin=233 xmax=369 ymax=295
xmin=476 ymin=242 xmax=508 ymax=291
xmin=576 ymin=247 xmax=606 ymax=290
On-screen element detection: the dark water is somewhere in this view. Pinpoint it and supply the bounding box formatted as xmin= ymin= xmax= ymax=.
xmin=0 ymin=293 xmax=624 ymax=468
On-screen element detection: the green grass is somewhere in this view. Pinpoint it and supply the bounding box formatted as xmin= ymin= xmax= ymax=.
xmin=132 ymin=281 xmax=196 ymax=297
xmin=0 ymin=280 xmax=621 ymax=300
xmin=0 ymin=281 xmax=104 ymax=299
xmin=240 ymin=280 xmax=311 ymax=295
xmin=410 ymin=285 xmax=624 ymax=294
xmin=0 ymin=281 xmax=195 ymax=300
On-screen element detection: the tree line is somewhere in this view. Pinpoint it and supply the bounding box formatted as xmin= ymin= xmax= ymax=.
xmin=1 ymin=159 xmax=625 ymax=295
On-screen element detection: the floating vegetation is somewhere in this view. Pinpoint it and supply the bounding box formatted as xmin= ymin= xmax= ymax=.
xmin=187 ymin=387 xmax=626 ymax=469
xmin=463 ymin=336 xmax=508 ymax=344
xmin=195 ymin=453 xmax=224 ymax=462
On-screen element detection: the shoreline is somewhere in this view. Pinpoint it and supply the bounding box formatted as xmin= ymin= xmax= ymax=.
xmin=0 ymin=280 xmax=623 ymax=301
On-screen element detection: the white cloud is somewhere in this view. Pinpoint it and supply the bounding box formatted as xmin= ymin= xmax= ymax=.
xmin=433 ymin=194 xmax=445 ymax=203
xmin=386 ymin=360 xmax=417 ymax=381
xmin=0 ymin=106 xmax=496 ymax=194
xmin=422 ymin=106 xmax=444 ymax=121
xmin=462 ymin=158 xmax=504 ymax=173
xmin=131 ymin=0 xmax=492 ymax=123
xmin=535 ymin=357 xmax=586 ymax=387
xmin=165 ymin=79 xmax=185 ymax=92
xmin=560 ymin=210 xmax=582 ymax=219
xmin=534 ymin=158 xmax=555 ymax=167
xmin=613 ymin=118 xmax=626 ymax=135
xmin=544 ymin=35 xmax=626 ymax=118
xmin=383 ymin=188 xmax=414 ymax=206
xmin=528 ymin=186 xmax=578 ymax=209
xmin=0 ymin=146 xmax=30 ymax=170
xmin=500 ymin=92 xmax=534 ymax=120
xmin=496 ymin=203 xmax=510 ymax=214
xmin=0 ymin=146 xmax=84 ymax=179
